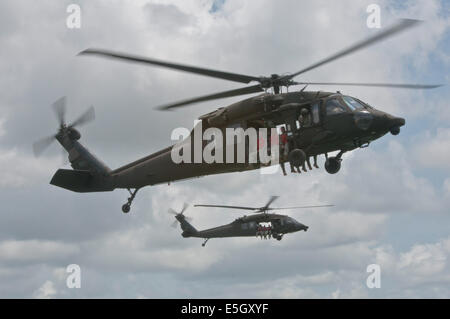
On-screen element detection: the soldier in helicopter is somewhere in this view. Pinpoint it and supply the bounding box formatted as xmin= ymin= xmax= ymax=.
xmin=279 ymin=126 xmax=299 ymax=175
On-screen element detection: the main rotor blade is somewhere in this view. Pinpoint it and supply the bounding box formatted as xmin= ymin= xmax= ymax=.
xmin=194 ymin=203 xmax=334 ymax=212
xmin=194 ymin=204 xmax=258 ymax=211
xmin=79 ymin=48 xmax=260 ymax=84
xmin=171 ymin=220 xmax=179 ymax=228
xmin=292 ymin=82 xmax=442 ymax=89
xmin=156 ymin=84 xmax=264 ymax=110
xmin=52 ymin=96 xmax=67 ymax=126
xmin=261 ymin=195 xmax=279 ymax=210
xmin=32 ymin=135 xmax=55 ymax=157
xmin=266 ymin=204 xmax=335 ymax=210
xmin=282 ymin=19 xmax=422 ymax=81
xmin=69 ymin=106 xmax=95 ymax=128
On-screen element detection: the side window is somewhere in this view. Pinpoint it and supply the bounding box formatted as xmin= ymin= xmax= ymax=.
xmin=312 ymin=102 xmax=320 ymax=124
xmin=326 ymin=98 xmax=346 ymax=115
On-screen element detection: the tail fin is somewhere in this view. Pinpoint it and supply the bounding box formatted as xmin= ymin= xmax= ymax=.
xmin=176 ymin=214 xmax=198 ymax=237
xmin=49 ymin=137 xmax=113 ymax=192
xmin=63 ymin=139 xmax=111 ymax=175
xmin=50 ymin=169 xmax=114 ymax=193
xmin=33 ymin=97 xmax=113 ymax=192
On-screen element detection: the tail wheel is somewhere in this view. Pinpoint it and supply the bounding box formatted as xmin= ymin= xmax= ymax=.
xmin=121 ymin=188 xmax=139 ymax=213
xmin=122 ymin=204 xmax=130 ymax=213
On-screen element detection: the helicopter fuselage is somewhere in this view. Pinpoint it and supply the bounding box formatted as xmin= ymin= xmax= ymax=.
xmin=181 ymin=213 xmax=308 ymax=240
xmin=109 ymin=90 xmax=405 ymax=188
xmin=57 ymin=20 xmax=434 ymax=213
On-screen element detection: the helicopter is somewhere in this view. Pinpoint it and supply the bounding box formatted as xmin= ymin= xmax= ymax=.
xmin=33 ymin=19 xmax=441 ymax=213
xmin=170 ymin=196 xmax=332 ymax=247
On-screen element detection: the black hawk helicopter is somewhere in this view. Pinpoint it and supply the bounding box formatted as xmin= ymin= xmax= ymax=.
xmin=170 ymin=196 xmax=332 ymax=247
xmin=33 ymin=19 xmax=441 ymax=213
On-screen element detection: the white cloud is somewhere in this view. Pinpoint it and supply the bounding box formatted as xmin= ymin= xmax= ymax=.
xmin=33 ymin=280 xmax=57 ymax=299
xmin=0 ymin=147 xmax=59 ymax=188
xmin=375 ymin=237 xmax=450 ymax=289
xmin=413 ymin=128 xmax=450 ymax=170
xmin=398 ymin=241 xmax=448 ymax=278
xmin=0 ymin=239 xmax=79 ymax=264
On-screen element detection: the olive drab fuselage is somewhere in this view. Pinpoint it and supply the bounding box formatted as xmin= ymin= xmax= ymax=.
xmin=110 ymin=90 xmax=405 ymax=188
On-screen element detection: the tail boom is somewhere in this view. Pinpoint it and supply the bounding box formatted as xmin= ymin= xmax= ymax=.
xmin=51 ymin=138 xmax=114 ymax=193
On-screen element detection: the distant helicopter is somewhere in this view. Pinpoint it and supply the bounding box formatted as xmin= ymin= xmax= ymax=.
xmin=170 ymin=196 xmax=333 ymax=246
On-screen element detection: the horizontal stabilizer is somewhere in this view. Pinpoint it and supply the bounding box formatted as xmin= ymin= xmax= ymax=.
xmin=50 ymin=169 xmax=114 ymax=193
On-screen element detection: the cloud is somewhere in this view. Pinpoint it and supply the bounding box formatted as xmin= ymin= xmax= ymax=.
xmin=0 ymin=118 xmax=5 ymax=138
xmin=413 ymin=128 xmax=450 ymax=170
xmin=0 ymin=239 xmax=79 ymax=265
xmin=0 ymin=147 xmax=59 ymax=188
xmin=374 ymin=237 xmax=450 ymax=293
xmin=33 ymin=280 xmax=57 ymax=299
xmin=143 ymin=3 xmax=195 ymax=33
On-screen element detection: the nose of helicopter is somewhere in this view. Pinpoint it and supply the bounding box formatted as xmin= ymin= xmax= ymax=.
xmin=386 ymin=115 xmax=405 ymax=135
xmin=390 ymin=116 xmax=406 ymax=127
xmin=365 ymin=110 xmax=405 ymax=135
xmin=296 ymin=223 xmax=308 ymax=232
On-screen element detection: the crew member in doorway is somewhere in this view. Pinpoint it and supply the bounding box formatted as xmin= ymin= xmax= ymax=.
xmin=279 ymin=126 xmax=297 ymax=175
xmin=299 ymin=108 xmax=311 ymax=127
xmin=313 ymin=155 xmax=319 ymax=168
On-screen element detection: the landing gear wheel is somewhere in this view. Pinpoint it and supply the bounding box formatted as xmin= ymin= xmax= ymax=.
xmin=288 ymin=149 xmax=306 ymax=167
xmin=122 ymin=204 xmax=130 ymax=214
xmin=121 ymin=188 xmax=140 ymax=213
xmin=325 ymin=157 xmax=341 ymax=174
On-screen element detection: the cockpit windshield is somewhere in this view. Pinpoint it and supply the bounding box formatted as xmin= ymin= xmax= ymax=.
xmin=342 ymin=96 xmax=366 ymax=111
xmin=325 ymin=98 xmax=347 ymax=115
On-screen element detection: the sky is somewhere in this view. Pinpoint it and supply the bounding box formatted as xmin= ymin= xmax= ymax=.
xmin=0 ymin=0 xmax=449 ymax=298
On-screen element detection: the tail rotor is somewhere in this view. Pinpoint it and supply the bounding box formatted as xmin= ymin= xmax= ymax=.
xmin=33 ymin=96 xmax=95 ymax=157
xmin=52 ymin=96 xmax=67 ymax=128
xmin=168 ymin=203 xmax=192 ymax=228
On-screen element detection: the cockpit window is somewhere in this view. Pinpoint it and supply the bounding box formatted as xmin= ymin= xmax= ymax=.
xmin=355 ymin=98 xmax=373 ymax=109
xmin=326 ymin=98 xmax=346 ymax=115
xmin=343 ymin=96 xmax=365 ymax=111
xmin=311 ymin=102 xmax=320 ymax=124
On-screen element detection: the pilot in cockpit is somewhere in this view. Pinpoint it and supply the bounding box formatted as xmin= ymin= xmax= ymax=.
xmin=298 ymin=108 xmax=311 ymax=128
